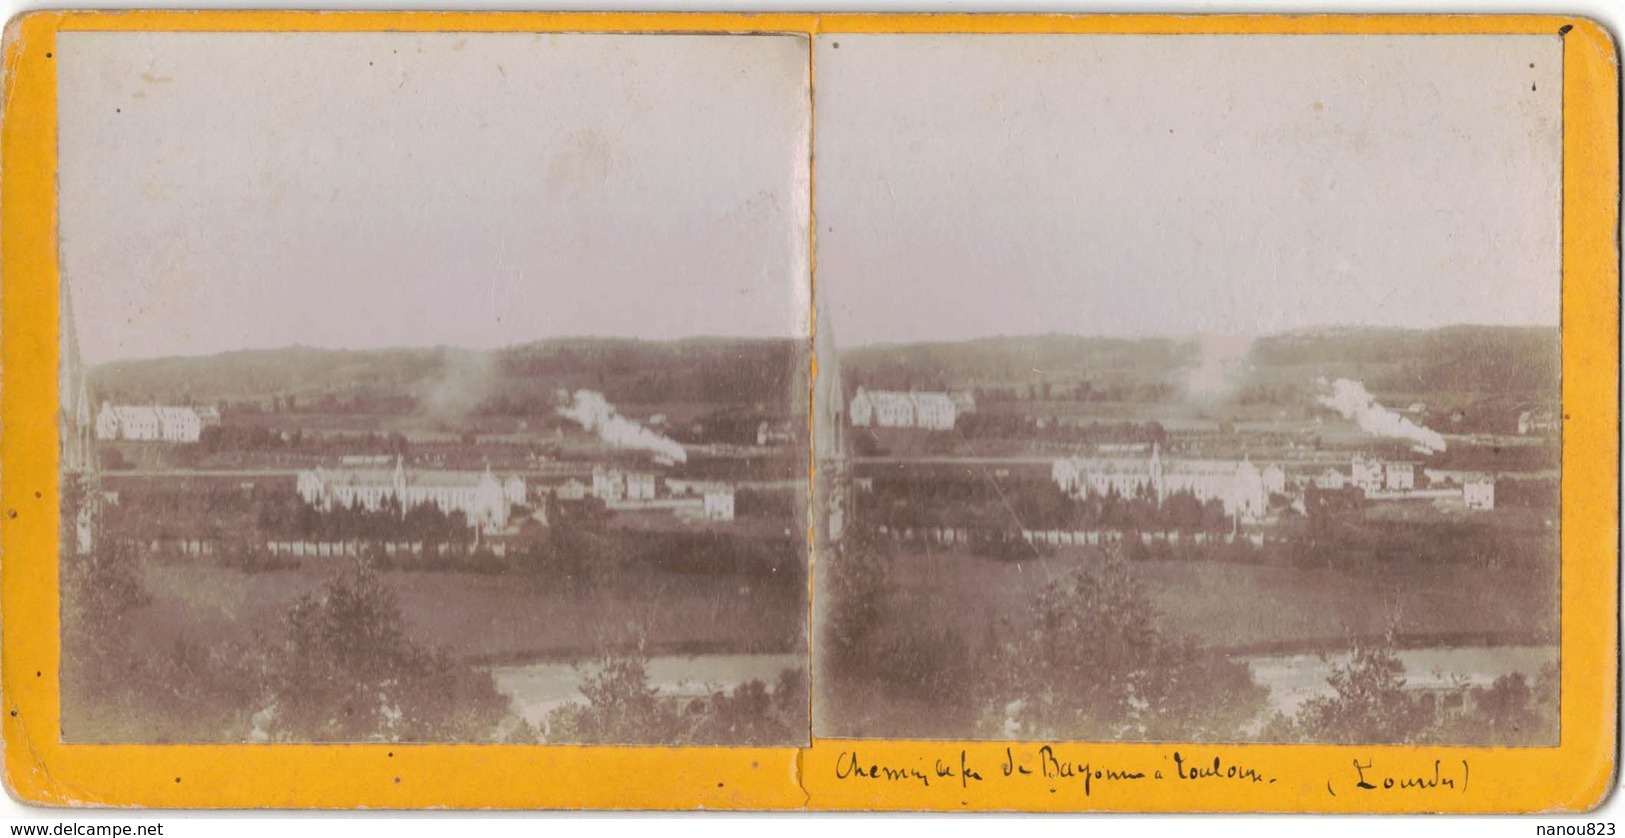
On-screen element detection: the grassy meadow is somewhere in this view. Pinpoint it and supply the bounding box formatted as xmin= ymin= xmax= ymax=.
xmin=134 ymin=560 xmax=807 ymax=665
xmin=865 ymin=546 xmax=1558 ymax=656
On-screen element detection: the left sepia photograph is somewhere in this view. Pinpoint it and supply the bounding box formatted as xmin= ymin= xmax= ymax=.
xmin=56 ymin=31 xmax=812 ymax=746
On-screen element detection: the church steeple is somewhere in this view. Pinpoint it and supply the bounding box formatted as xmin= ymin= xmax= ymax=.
xmin=1150 ymin=441 xmax=1165 ymax=504
xmin=813 ymin=294 xmax=851 ymax=545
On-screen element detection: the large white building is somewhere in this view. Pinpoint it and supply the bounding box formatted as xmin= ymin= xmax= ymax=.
xmin=591 ymin=466 xmax=660 ymax=502
xmin=1463 ymin=476 xmax=1496 ymax=511
xmin=626 ymin=472 xmax=658 ymax=501
xmin=1052 ymin=444 xmax=1272 ymax=523
xmin=1352 ymin=456 xmax=1419 ymax=495
xmin=591 ymin=466 xmax=626 ymax=501
xmin=95 ymin=403 xmax=205 ymax=443
xmin=703 ymin=487 xmax=736 ymax=522
xmin=296 ymin=457 xmax=527 ymax=531
xmin=848 ymin=388 xmax=958 ymax=431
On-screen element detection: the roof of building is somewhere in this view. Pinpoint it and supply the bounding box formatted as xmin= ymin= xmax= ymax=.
xmin=1056 ymin=457 xmax=1155 ymax=477
xmin=106 ymin=405 xmax=203 ymax=423
xmin=907 ymin=392 xmax=955 ymax=412
xmin=307 ymin=466 xmax=518 ymax=490
xmin=1165 ymin=460 xmax=1259 ymax=477
xmin=854 ymin=389 xmax=916 ymax=412
xmin=154 ymin=406 xmax=200 ymax=423
xmin=109 ymin=405 xmax=155 ymax=421
xmin=1057 ymin=455 xmax=1272 ymax=479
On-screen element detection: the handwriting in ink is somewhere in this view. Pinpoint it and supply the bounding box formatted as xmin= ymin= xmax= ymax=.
xmin=1171 ymin=751 xmax=1276 ymax=785
xmin=930 ymin=750 xmax=984 ymax=789
xmin=1348 ymin=758 xmax=1469 ymax=793
xmin=834 ymin=751 xmax=932 ymax=787
xmin=1019 ymin=745 xmax=1149 ymax=796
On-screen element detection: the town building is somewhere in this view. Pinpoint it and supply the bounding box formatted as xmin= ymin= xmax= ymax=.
xmin=1262 ymin=464 xmax=1287 ymax=496
xmin=296 ymin=457 xmax=527 ymax=532
xmin=626 ymin=472 xmax=658 ymax=501
xmin=908 ymin=392 xmax=958 ymax=430
xmin=756 ymin=420 xmax=795 ymax=446
xmin=1351 ymin=456 xmax=1385 ymax=494
xmin=592 ymin=466 xmax=627 ymax=502
xmin=848 ymin=388 xmax=958 ymax=431
xmin=552 ymin=478 xmax=588 ymax=501
xmin=1518 ymin=408 xmax=1557 ymax=436
xmin=1352 ymin=456 xmax=1419 ymax=495
xmin=849 ymin=388 xmax=915 ymax=428
xmin=1463 ymin=476 xmax=1496 ymax=511
xmin=1313 ymin=468 xmax=1348 ymax=491
xmin=95 ymin=403 xmax=207 ymax=443
xmin=1384 ymin=461 xmax=1417 ymax=492
xmin=591 ymin=467 xmax=659 ymax=502
xmin=1052 ymin=444 xmax=1272 ymax=523
xmin=154 ymin=406 xmax=202 ymax=443
xmin=703 ymin=487 xmax=736 ymax=522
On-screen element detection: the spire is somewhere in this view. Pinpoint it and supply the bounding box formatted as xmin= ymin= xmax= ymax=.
xmin=1150 ymin=441 xmax=1165 ymax=505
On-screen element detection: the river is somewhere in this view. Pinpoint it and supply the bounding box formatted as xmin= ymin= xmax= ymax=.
xmin=1242 ymin=644 xmax=1558 ymax=717
xmin=495 ymin=645 xmax=1556 ymax=731
xmin=492 ymin=652 xmax=805 ymax=727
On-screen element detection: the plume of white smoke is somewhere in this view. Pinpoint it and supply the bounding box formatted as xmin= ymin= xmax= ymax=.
xmin=1185 ymin=334 xmax=1253 ymax=402
xmin=423 ymin=350 xmax=498 ymax=420
xmin=1316 ymin=378 xmax=1446 ymax=454
xmin=558 ymin=390 xmax=688 ymax=464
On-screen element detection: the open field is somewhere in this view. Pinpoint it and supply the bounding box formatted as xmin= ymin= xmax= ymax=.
xmin=865 ymin=547 xmax=1558 ymax=656
xmin=133 ymin=561 xmax=806 ymax=665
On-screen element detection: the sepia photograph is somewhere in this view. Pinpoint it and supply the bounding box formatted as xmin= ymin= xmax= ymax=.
xmin=56 ymin=30 xmax=812 ymax=746
xmin=811 ymin=34 xmax=1564 ymax=745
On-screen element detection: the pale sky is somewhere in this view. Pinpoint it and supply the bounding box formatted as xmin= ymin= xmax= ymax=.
xmin=58 ymin=32 xmax=811 ymax=364
xmin=813 ymin=35 xmax=1563 ymax=346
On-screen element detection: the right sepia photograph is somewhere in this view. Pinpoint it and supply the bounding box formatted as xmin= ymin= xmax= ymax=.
xmin=811 ymin=34 xmax=1563 ymax=745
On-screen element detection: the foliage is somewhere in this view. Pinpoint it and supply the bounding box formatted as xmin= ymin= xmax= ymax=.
xmin=819 ymin=532 xmax=895 ymax=679
xmin=61 ymin=534 xmax=266 ymax=741
xmin=687 ymin=668 xmax=808 ymax=747
xmin=255 ymin=493 xmax=472 ymax=542
xmin=61 ymin=539 xmax=150 ymax=678
xmin=858 ymin=476 xmax=1232 ymax=541
xmin=982 ymin=548 xmax=1265 ymax=741
xmin=260 ymin=561 xmax=509 ymax=742
xmin=544 ymin=652 xmax=677 ymax=744
xmin=1282 ymin=640 xmax=1558 ymax=746
xmin=543 ymin=645 xmax=807 ymax=746
xmin=1290 ymin=642 xmax=1434 ymax=744
xmin=60 ymin=537 xmax=152 ymax=738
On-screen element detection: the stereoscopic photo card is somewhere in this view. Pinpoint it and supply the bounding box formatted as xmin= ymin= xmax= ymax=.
xmin=0 ymin=11 xmax=1616 ymax=812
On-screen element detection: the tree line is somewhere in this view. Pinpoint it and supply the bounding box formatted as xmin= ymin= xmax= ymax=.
xmin=61 ymin=524 xmax=807 ymax=745
xmin=818 ymin=533 xmax=1556 ymax=745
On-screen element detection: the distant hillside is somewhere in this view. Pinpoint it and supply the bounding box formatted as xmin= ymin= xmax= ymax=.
xmin=90 ymin=337 xmax=809 ymax=415
xmin=841 ymin=326 xmax=1559 ymax=405
xmin=90 ymin=326 xmax=1557 ymax=417
xmin=843 ymin=334 xmax=1189 ymax=391
xmin=1247 ymin=325 xmax=1559 ymax=397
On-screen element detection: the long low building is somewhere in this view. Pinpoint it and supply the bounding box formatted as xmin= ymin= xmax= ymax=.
xmin=849 ymin=388 xmax=959 ymax=431
xmin=1052 ymin=443 xmax=1284 ymax=523
xmin=297 ymin=457 xmax=527 ymax=532
xmin=95 ymin=402 xmax=214 ymax=443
